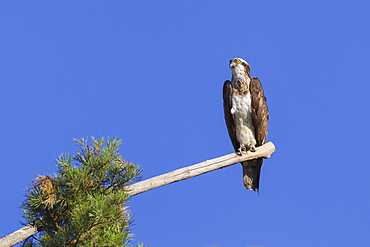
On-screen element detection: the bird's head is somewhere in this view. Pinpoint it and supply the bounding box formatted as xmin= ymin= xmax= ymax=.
xmin=229 ymin=57 xmax=250 ymax=78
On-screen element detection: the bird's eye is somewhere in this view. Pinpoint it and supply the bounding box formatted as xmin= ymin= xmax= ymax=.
xmin=236 ymin=59 xmax=241 ymax=63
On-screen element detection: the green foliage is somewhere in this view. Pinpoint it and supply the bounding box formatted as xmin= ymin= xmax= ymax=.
xmin=21 ymin=137 xmax=142 ymax=246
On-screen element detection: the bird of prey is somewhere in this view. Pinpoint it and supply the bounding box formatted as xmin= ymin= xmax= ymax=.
xmin=223 ymin=58 xmax=269 ymax=191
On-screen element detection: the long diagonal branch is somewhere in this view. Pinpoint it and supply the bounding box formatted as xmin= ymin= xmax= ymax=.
xmin=126 ymin=142 xmax=276 ymax=196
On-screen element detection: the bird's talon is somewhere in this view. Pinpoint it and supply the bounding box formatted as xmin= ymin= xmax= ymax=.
xmin=238 ymin=146 xmax=248 ymax=155
xmin=247 ymin=143 xmax=256 ymax=152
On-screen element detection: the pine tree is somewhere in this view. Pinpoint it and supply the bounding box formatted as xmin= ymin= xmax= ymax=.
xmin=21 ymin=137 xmax=142 ymax=246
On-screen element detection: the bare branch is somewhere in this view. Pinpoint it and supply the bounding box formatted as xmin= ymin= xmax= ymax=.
xmin=127 ymin=142 xmax=275 ymax=196
xmin=0 ymin=142 xmax=275 ymax=246
xmin=0 ymin=225 xmax=39 ymax=247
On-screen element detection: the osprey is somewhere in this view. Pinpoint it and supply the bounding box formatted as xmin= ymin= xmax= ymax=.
xmin=223 ymin=58 xmax=269 ymax=191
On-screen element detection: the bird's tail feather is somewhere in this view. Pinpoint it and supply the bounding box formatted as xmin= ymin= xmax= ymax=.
xmin=242 ymin=159 xmax=263 ymax=191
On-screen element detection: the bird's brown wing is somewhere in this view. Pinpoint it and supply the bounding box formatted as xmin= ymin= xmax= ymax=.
xmin=250 ymin=77 xmax=269 ymax=146
xmin=242 ymin=77 xmax=268 ymax=191
xmin=222 ymin=80 xmax=239 ymax=151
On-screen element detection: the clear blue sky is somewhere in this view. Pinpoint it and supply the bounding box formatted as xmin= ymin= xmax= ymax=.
xmin=1 ymin=1 xmax=370 ymax=246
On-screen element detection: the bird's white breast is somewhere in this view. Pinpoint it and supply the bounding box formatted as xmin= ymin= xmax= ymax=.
xmin=231 ymin=93 xmax=256 ymax=147
xmin=232 ymin=93 xmax=252 ymax=115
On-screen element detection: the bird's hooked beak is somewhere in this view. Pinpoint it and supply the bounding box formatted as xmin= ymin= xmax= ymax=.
xmin=229 ymin=60 xmax=235 ymax=69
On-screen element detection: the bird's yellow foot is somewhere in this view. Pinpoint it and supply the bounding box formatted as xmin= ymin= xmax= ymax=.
xmin=238 ymin=146 xmax=247 ymax=155
xmin=247 ymin=143 xmax=256 ymax=152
